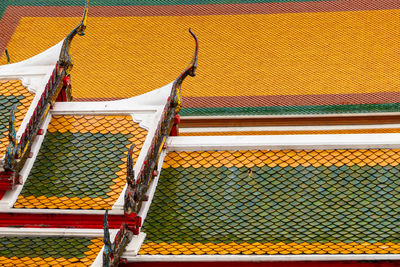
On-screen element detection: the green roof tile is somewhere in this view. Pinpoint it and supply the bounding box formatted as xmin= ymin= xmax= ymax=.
xmin=14 ymin=115 xmax=147 ymax=209
xmin=143 ymin=150 xmax=400 ymax=245
xmin=19 ymin=131 xmax=131 ymax=199
xmin=0 ymin=236 xmax=96 ymax=259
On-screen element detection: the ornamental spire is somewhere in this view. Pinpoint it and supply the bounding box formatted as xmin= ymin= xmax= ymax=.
xmin=58 ymin=0 xmax=89 ymax=70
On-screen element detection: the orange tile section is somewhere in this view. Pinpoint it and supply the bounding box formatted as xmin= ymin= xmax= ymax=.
xmin=139 ymin=242 xmax=400 ymax=255
xmin=3 ymin=9 xmax=400 ymax=99
xmin=14 ymin=195 xmax=125 ymax=210
xmin=0 ymin=238 xmax=103 ymax=266
xmin=163 ymin=149 xmax=400 ymax=169
xmin=47 ymin=115 xmax=139 ymax=135
xmin=179 ymin=128 xmax=400 ymax=136
xmin=0 ymin=80 xmax=34 ymax=159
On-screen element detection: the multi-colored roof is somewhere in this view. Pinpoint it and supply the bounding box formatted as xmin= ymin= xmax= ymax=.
xmin=140 ymin=149 xmax=400 ymax=256
xmin=2 ymin=0 xmax=400 ymax=116
xmin=3 ymin=0 xmax=400 ymax=266
xmin=0 ymin=80 xmax=34 ymax=159
xmin=0 ymin=236 xmax=103 ymax=266
xmin=0 ymin=1 xmax=200 ymax=264
xmin=14 ymin=115 xmax=147 ymax=210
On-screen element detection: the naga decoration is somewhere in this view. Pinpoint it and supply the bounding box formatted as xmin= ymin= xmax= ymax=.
xmin=124 ymin=29 xmax=198 ymax=216
xmin=103 ymin=211 xmax=134 ymax=267
xmin=4 ymin=105 xmax=17 ymax=175
xmin=2 ymin=1 xmax=88 ymax=189
xmin=103 ymin=211 xmax=113 ymax=266
xmin=124 ymin=144 xmax=136 ymax=213
xmin=173 ymin=28 xmax=198 ymax=114
xmin=58 ymin=0 xmax=89 ymax=71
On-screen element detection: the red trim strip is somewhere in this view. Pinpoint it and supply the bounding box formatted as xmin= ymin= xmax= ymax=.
xmin=120 ymin=261 xmax=400 ymax=267
xmin=0 ymin=213 xmax=129 ymax=229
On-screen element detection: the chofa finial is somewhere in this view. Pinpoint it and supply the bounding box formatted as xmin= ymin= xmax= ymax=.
xmin=58 ymin=0 xmax=89 ymax=70
xmin=171 ymin=29 xmax=199 ymax=113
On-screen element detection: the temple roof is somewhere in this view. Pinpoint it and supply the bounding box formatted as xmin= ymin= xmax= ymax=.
xmin=2 ymin=0 xmax=400 ymax=266
xmin=140 ymin=149 xmax=400 ymax=256
xmin=0 ymin=236 xmax=103 ymax=266
xmin=3 ymin=1 xmax=400 ymax=116
xmin=13 ymin=115 xmax=147 ymax=210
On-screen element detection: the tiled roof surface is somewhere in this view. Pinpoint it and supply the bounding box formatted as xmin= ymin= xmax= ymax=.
xmin=14 ymin=115 xmax=147 ymax=210
xmin=0 ymin=80 xmax=34 ymax=159
xmin=2 ymin=2 xmax=400 ymax=116
xmin=0 ymin=236 xmax=102 ymax=266
xmin=140 ymin=149 xmax=400 ymax=255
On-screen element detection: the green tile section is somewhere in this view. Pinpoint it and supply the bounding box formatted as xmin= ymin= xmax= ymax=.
xmin=20 ymin=131 xmax=131 ymax=199
xmin=180 ymin=103 xmax=400 ymax=116
xmin=0 ymin=236 xmax=94 ymax=259
xmin=0 ymin=95 xmax=23 ymax=136
xmin=143 ymin=164 xmax=400 ymax=244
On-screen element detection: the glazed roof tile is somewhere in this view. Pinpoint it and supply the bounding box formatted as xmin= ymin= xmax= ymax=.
xmin=0 ymin=236 xmax=102 ymax=266
xmin=4 ymin=4 xmax=400 ymax=116
xmin=140 ymin=149 xmax=400 ymax=255
xmin=14 ymin=115 xmax=147 ymax=210
xmin=0 ymin=80 xmax=34 ymax=159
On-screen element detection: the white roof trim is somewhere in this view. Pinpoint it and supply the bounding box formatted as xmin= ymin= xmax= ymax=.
xmin=0 ymin=227 xmax=107 ymax=237
xmin=0 ymin=41 xmax=63 ymax=94
xmin=0 ymin=41 xmax=64 ymax=142
xmin=167 ymin=133 xmax=400 ymax=151
xmin=114 ymin=82 xmax=174 ymax=107
xmin=124 ymin=232 xmax=146 ymax=258
xmin=180 ymin=123 xmax=400 ymax=133
xmin=52 ymin=82 xmax=174 ymax=113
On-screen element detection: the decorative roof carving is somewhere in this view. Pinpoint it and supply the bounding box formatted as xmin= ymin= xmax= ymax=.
xmin=58 ymin=0 xmax=89 ymax=70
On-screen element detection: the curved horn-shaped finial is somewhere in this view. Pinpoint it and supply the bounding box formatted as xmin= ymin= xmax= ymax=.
xmin=177 ymin=28 xmax=198 ymax=82
xmin=58 ymin=0 xmax=89 ymax=70
xmin=187 ymin=28 xmax=198 ymax=77
xmin=172 ymin=29 xmax=198 ymax=113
